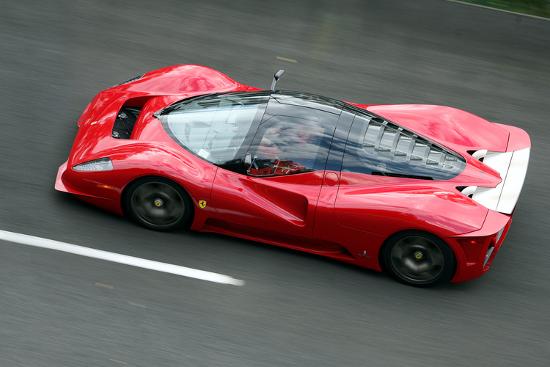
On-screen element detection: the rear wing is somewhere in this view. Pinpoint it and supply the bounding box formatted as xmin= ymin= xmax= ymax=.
xmin=461 ymin=125 xmax=530 ymax=214
xmin=471 ymin=148 xmax=530 ymax=214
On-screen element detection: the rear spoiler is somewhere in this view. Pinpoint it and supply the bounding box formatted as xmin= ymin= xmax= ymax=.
xmin=469 ymin=148 xmax=530 ymax=214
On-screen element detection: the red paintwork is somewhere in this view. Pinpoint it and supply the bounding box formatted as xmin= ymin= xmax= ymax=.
xmin=56 ymin=64 xmax=530 ymax=283
xmin=367 ymin=104 xmax=510 ymax=153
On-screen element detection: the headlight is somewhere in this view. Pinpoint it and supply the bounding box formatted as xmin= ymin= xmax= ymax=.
xmin=72 ymin=158 xmax=113 ymax=172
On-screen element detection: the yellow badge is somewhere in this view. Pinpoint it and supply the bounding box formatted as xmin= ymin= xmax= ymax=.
xmin=198 ymin=200 xmax=207 ymax=209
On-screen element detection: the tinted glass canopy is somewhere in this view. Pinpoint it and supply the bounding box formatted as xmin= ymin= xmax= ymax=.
xmin=159 ymin=91 xmax=465 ymax=180
xmin=159 ymin=93 xmax=268 ymax=166
xmin=246 ymin=95 xmax=339 ymax=176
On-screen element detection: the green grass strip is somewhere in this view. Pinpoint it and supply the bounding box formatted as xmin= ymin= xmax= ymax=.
xmin=460 ymin=0 xmax=550 ymax=18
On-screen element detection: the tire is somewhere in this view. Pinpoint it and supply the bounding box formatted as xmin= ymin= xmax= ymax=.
xmin=123 ymin=177 xmax=193 ymax=231
xmin=382 ymin=231 xmax=455 ymax=287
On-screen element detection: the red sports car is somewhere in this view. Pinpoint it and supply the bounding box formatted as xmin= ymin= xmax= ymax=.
xmin=55 ymin=65 xmax=530 ymax=286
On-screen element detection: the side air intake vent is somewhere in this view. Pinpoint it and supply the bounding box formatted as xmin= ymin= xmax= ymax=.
xmin=112 ymin=106 xmax=141 ymax=139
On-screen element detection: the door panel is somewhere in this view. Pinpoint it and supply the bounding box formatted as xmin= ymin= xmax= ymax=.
xmin=208 ymin=96 xmax=342 ymax=246
xmin=313 ymin=110 xmax=355 ymax=254
xmin=208 ymin=169 xmax=326 ymax=248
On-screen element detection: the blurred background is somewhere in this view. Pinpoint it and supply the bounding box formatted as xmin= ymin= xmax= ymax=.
xmin=1 ymin=0 xmax=549 ymax=366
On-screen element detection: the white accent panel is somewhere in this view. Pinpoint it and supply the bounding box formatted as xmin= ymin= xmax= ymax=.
xmin=497 ymin=148 xmax=530 ymax=213
xmin=472 ymin=151 xmax=512 ymax=211
xmin=472 ymin=149 xmax=487 ymax=160
xmin=471 ymin=148 xmax=530 ymax=214
xmin=461 ymin=186 xmax=478 ymax=196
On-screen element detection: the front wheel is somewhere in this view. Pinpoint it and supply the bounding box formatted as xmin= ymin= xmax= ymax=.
xmin=124 ymin=178 xmax=193 ymax=231
xmin=382 ymin=232 xmax=455 ymax=287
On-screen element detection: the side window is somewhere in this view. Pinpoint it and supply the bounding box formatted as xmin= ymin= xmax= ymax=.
xmin=342 ymin=113 xmax=465 ymax=180
xmin=247 ymin=113 xmax=337 ymax=177
xmin=159 ymin=94 xmax=267 ymax=169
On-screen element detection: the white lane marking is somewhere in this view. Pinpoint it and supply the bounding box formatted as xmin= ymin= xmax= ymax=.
xmin=0 ymin=230 xmax=244 ymax=286
xmin=95 ymin=282 xmax=114 ymax=289
xmin=128 ymin=301 xmax=148 ymax=309
xmin=446 ymin=0 xmax=550 ymax=21
xmin=276 ymin=56 xmax=298 ymax=63
xmin=108 ymin=358 xmax=128 ymax=366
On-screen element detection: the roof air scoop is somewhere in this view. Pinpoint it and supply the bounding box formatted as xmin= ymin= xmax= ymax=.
xmin=271 ymin=69 xmax=285 ymax=91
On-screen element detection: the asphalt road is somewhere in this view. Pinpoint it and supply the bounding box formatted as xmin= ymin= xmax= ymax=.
xmin=1 ymin=0 xmax=550 ymax=366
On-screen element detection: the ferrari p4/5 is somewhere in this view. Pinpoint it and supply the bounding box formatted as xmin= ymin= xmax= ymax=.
xmin=56 ymin=65 xmax=530 ymax=286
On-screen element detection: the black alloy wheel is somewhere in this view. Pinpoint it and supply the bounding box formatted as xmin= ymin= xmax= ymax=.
xmin=383 ymin=232 xmax=455 ymax=287
xmin=125 ymin=178 xmax=192 ymax=231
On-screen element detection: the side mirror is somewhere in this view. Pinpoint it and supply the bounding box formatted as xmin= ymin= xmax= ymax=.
xmin=270 ymin=69 xmax=285 ymax=91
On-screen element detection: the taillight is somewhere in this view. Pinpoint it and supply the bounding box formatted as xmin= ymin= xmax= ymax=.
xmin=456 ymin=229 xmax=504 ymax=268
xmin=456 ymin=236 xmax=492 ymax=248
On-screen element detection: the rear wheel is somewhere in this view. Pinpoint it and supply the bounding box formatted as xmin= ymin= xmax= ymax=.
xmin=382 ymin=232 xmax=455 ymax=287
xmin=124 ymin=178 xmax=193 ymax=231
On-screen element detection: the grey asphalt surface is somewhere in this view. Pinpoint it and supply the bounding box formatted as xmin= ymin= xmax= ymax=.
xmin=1 ymin=0 xmax=550 ymax=366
